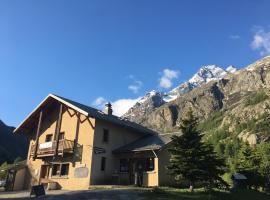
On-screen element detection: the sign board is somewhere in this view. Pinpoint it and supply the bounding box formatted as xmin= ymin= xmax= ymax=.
xmin=94 ymin=147 xmax=106 ymax=154
xmin=30 ymin=185 xmax=46 ymax=198
xmin=74 ymin=167 xmax=89 ymax=178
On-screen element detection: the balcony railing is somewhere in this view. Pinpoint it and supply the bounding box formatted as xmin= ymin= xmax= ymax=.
xmin=30 ymin=139 xmax=75 ymax=157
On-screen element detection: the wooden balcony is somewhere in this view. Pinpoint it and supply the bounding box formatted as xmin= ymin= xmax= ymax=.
xmin=30 ymin=139 xmax=75 ymax=158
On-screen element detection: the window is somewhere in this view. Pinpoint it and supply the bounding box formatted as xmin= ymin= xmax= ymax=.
xmin=101 ymin=157 xmax=106 ymax=171
xmin=120 ymin=159 xmax=129 ymax=172
xmin=52 ymin=164 xmax=60 ymax=176
xmin=60 ymin=164 xmax=69 ymax=176
xmin=59 ymin=132 xmax=65 ymax=140
xmin=45 ymin=134 xmax=53 ymax=142
xmin=52 ymin=163 xmax=69 ymax=177
xmin=145 ymin=158 xmax=155 ymax=171
xmin=102 ymin=129 xmax=109 ymax=143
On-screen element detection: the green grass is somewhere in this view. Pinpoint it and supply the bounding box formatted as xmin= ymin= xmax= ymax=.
xmin=198 ymin=111 xmax=224 ymax=132
xmin=245 ymin=91 xmax=268 ymax=106
xmin=142 ymin=187 xmax=269 ymax=200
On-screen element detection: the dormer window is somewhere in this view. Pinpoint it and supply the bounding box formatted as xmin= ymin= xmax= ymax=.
xmin=45 ymin=134 xmax=53 ymax=142
xmin=103 ymin=129 xmax=109 ymax=143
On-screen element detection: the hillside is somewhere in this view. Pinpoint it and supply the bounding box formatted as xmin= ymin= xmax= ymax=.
xmin=0 ymin=120 xmax=28 ymax=164
xmin=126 ymin=56 xmax=270 ymax=145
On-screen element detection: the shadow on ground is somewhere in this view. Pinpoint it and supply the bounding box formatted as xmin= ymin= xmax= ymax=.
xmin=0 ymin=187 xmax=269 ymax=200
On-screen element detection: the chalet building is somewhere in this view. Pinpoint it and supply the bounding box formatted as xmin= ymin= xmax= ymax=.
xmin=13 ymin=94 xmax=175 ymax=190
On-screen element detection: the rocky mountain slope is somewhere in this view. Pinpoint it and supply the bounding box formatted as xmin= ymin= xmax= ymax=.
xmin=0 ymin=120 xmax=28 ymax=164
xmin=135 ymin=55 xmax=270 ymax=144
xmin=123 ymin=65 xmax=237 ymax=122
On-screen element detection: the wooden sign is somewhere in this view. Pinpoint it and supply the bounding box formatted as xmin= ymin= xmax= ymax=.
xmin=30 ymin=185 xmax=46 ymax=198
xmin=94 ymin=146 xmax=106 ymax=154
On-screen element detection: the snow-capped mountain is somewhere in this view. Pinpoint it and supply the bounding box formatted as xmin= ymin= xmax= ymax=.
xmin=226 ymin=65 xmax=237 ymax=73
xmin=123 ymin=65 xmax=237 ymax=121
xmin=167 ymin=65 xmax=237 ymax=98
xmin=123 ymin=90 xmax=165 ymax=122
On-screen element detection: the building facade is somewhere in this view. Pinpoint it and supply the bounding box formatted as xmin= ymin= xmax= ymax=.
xmin=14 ymin=94 xmax=175 ymax=190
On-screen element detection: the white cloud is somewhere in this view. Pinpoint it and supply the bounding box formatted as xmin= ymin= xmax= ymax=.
xmin=92 ymin=96 xmax=141 ymax=116
xmin=127 ymin=75 xmax=143 ymax=94
xmin=159 ymin=69 xmax=179 ymax=89
xmin=128 ymin=80 xmax=143 ymax=94
xmin=251 ymin=27 xmax=270 ymax=55
xmin=229 ymin=35 xmax=240 ymax=40
xmin=92 ymin=97 xmax=107 ymax=107
xmin=111 ymin=97 xmax=141 ymax=116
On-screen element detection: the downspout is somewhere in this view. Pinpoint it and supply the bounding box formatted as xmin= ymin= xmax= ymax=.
xmin=151 ymin=149 xmax=157 ymax=158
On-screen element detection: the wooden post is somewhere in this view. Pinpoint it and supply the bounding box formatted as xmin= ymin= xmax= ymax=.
xmin=72 ymin=113 xmax=80 ymax=166
xmin=54 ymin=104 xmax=63 ymax=157
xmin=33 ymin=110 xmax=43 ymax=161
xmin=74 ymin=113 xmax=80 ymax=150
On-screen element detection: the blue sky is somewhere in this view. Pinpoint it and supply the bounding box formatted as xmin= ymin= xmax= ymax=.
xmin=1 ymin=0 xmax=270 ymax=126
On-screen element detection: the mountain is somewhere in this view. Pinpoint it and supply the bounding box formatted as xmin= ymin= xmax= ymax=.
xmin=123 ymin=90 xmax=166 ymax=122
xmin=167 ymin=65 xmax=237 ymax=98
xmin=123 ymin=65 xmax=237 ymax=122
xmin=134 ymin=55 xmax=270 ymax=144
xmin=0 ymin=120 xmax=28 ymax=164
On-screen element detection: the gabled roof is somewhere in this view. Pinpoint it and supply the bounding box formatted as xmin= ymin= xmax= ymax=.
xmin=14 ymin=94 xmax=158 ymax=135
xmin=113 ymin=132 xmax=181 ymax=153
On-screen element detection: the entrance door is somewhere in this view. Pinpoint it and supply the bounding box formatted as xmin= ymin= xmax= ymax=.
xmin=5 ymin=170 xmax=16 ymax=191
xmin=40 ymin=165 xmax=50 ymax=181
xmin=129 ymin=159 xmax=145 ymax=186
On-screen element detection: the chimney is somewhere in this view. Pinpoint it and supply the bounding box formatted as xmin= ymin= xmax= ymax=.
xmin=104 ymin=102 xmax=113 ymax=115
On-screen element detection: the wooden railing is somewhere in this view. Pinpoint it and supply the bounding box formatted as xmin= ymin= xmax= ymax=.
xmin=30 ymin=139 xmax=75 ymax=157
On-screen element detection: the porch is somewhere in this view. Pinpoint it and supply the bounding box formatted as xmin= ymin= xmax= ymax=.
xmin=112 ymin=152 xmax=159 ymax=187
xmin=29 ymin=139 xmax=75 ymax=158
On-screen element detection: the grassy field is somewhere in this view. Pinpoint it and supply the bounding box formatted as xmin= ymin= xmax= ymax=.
xmin=142 ymin=187 xmax=270 ymax=200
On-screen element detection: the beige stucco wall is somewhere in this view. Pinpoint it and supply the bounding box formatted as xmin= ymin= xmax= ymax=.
xmin=89 ymin=119 xmax=144 ymax=185
xmin=26 ymin=107 xmax=95 ymax=190
xmin=13 ymin=168 xmax=26 ymax=191
xmin=157 ymin=148 xmax=175 ymax=186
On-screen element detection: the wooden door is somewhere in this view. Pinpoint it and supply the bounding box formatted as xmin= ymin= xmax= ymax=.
xmin=40 ymin=165 xmax=50 ymax=181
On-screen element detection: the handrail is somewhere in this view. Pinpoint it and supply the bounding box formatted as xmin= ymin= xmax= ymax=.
xmin=30 ymin=139 xmax=75 ymax=156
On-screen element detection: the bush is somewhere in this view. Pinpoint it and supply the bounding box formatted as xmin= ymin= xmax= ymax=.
xmin=235 ymin=118 xmax=257 ymax=134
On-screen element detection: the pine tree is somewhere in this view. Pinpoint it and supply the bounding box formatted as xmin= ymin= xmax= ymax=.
xmin=237 ymin=143 xmax=262 ymax=189
xmin=167 ymin=109 xmax=227 ymax=191
xmin=200 ymin=144 xmax=228 ymax=190
xmin=257 ymin=142 xmax=270 ymax=192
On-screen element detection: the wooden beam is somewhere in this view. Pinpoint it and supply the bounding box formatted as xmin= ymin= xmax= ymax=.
xmin=54 ymin=104 xmax=63 ymax=157
xmin=74 ymin=112 xmax=80 ymax=150
xmin=72 ymin=112 xmax=80 ymax=166
xmin=33 ymin=110 xmax=43 ymax=161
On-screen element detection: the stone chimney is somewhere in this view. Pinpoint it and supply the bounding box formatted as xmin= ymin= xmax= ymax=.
xmin=104 ymin=102 xmax=113 ymax=115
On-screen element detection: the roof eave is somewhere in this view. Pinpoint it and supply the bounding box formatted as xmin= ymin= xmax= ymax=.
xmin=14 ymin=94 xmax=89 ymax=134
xmin=113 ymin=147 xmax=162 ymax=154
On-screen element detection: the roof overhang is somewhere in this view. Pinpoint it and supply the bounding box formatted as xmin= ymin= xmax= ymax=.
xmin=14 ymin=94 xmax=89 ymax=134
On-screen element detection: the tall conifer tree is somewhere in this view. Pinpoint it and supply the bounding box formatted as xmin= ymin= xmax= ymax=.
xmin=167 ymin=108 xmax=227 ymax=191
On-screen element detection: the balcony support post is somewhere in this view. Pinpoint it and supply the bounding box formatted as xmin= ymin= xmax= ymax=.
xmin=33 ymin=110 xmax=43 ymax=161
xmin=54 ymin=104 xmax=63 ymax=157
xmin=72 ymin=113 xmax=80 ymax=166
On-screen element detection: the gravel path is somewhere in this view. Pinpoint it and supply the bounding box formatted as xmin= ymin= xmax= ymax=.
xmin=0 ymin=187 xmax=148 ymax=200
